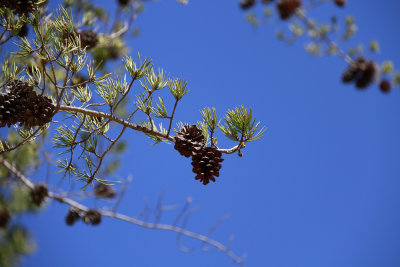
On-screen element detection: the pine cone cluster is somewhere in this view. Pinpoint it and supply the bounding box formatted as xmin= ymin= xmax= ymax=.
xmin=174 ymin=125 xmax=205 ymax=158
xmin=0 ymin=0 xmax=39 ymax=16
xmin=0 ymin=209 xmax=11 ymax=228
xmin=78 ymin=30 xmax=98 ymax=49
xmin=65 ymin=208 xmax=81 ymax=226
xmin=174 ymin=125 xmax=224 ymax=185
xmin=95 ymin=184 xmax=116 ymax=198
xmin=277 ymin=0 xmax=302 ymax=20
xmin=29 ymin=184 xmax=48 ymax=206
xmin=191 ymin=147 xmax=224 ymax=185
xmin=342 ymin=57 xmax=377 ymax=89
xmin=240 ymin=0 xmax=256 ymax=9
xmin=0 ymin=80 xmax=55 ymax=128
xmin=83 ymin=210 xmax=101 ymax=225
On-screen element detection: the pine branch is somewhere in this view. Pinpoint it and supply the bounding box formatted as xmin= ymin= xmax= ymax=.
xmin=57 ymin=105 xmax=245 ymax=154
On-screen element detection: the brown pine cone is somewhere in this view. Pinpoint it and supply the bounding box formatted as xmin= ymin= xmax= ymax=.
xmin=83 ymin=210 xmax=102 ymax=225
xmin=65 ymin=208 xmax=81 ymax=226
xmin=78 ymin=30 xmax=98 ymax=49
xmin=379 ymin=80 xmax=391 ymax=93
xmin=30 ymin=184 xmax=48 ymax=206
xmin=0 ymin=80 xmax=55 ymax=128
xmin=240 ymin=0 xmax=256 ymax=10
xmin=174 ymin=125 xmax=205 ymax=158
xmin=95 ymin=184 xmax=116 ymax=198
xmin=0 ymin=210 xmax=11 ymax=228
xmin=0 ymin=0 xmax=39 ymax=16
xmin=191 ymin=147 xmax=224 ymax=185
xmin=334 ymin=0 xmax=346 ymax=7
xmin=355 ymin=61 xmax=377 ymax=89
xmin=341 ymin=58 xmax=377 ymax=90
xmin=118 ymin=0 xmax=130 ymax=6
xmin=277 ymin=0 xmax=302 ymax=20
xmin=17 ymin=24 xmax=29 ymax=37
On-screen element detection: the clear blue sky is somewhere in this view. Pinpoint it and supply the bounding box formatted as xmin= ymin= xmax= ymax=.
xmin=20 ymin=0 xmax=400 ymax=266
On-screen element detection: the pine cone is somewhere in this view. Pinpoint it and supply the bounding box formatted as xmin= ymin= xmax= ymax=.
xmin=355 ymin=60 xmax=377 ymax=89
xmin=191 ymin=147 xmax=224 ymax=185
xmin=0 ymin=80 xmax=55 ymax=128
xmin=78 ymin=30 xmax=98 ymax=49
xmin=334 ymin=0 xmax=345 ymax=7
xmin=379 ymin=80 xmax=391 ymax=93
xmin=0 ymin=210 xmax=11 ymax=228
xmin=65 ymin=208 xmax=81 ymax=226
xmin=277 ymin=0 xmax=302 ymax=20
xmin=30 ymin=184 xmax=48 ymax=206
xmin=174 ymin=125 xmax=205 ymax=158
xmin=17 ymin=24 xmax=29 ymax=37
xmin=95 ymin=184 xmax=116 ymax=198
xmin=341 ymin=58 xmax=377 ymax=89
xmin=240 ymin=0 xmax=256 ymax=10
xmin=341 ymin=68 xmax=356 ymax=83
xmin=83 ymin=210 xmax=101 ymax=225
xmin=118 ymin=0 xmax=130 ymax=6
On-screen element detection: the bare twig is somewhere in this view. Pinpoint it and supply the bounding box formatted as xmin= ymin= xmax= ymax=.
xmin=0 ymin=157 xmax=246 ymax=266
xmin=295 ymin=9 xmax=353 ymax=64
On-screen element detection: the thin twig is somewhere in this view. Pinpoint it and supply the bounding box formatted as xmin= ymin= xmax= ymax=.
xmin=295 ymin=9 xmax=353 ymax=64
xmin=0 ymin=157 xmax=246 ymax=266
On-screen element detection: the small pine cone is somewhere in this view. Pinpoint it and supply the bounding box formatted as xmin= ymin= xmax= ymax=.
xmin=0 ymin=210 xmax=11 ymax=228
xmin=78 ymin=30 xmax=98 ymax=49
xmin=334 ymin=0 xmax=345 ymax=7
xmin=355 ymin=61 xmax=376 ymax=89
xmin=118 ymin=0 xmax=130 ymax=6
xmin=83 ymin=210 xmax=102 ymax=226
xmin=379 ymin=80 xmax=391 ymax=93
xmin=191 ymin=147 xmax=224 ymax=185
xmin=174 ymin=125 xmax=205 ymax=158
xmin=240 ymin=0 xmax=256 ymax=10
xmin=65 ymin=208 xmax=81 ymax=226
xmin=277 ymin=0 xmax=302 ymax=20
xmin=30 ymin=184 xmax=48 ymax=206
xmin=95 ymin=184 xmax=116 ymax=198
xmin=17 ymin=24 xmax=29 ymax=38
xmin=341 ymin=68 xmax=356 ymax=83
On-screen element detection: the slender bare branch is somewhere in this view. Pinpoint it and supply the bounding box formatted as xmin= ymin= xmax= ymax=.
xmin=0 ymin=157 xmax=246 ymax=266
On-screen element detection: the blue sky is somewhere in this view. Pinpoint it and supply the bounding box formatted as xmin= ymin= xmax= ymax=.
xmin=18 ymin=0 xmax=400 ymax=266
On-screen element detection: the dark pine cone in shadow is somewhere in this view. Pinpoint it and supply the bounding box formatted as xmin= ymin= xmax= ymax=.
xmin=0 ymin=80 xmax=55 ymax=128
xmin=65 ymin=208 xmax=81 ymax=226
xmin=78 ymin=30 xmax=98 ymax=49
xmin=240 ymin=0 xmax=256 ymax=10
xmin=341 ymin=57 xmax=377 ymax=89
xmin=83 ymin=210 xmax=101 ymax=226
xmin=0 ymin=0 xmax=39 ymax=16
xmin=0 ymin=210 xmax=11 ymax=228
xmin=277 ymin=0 xmax=302 ymax=20
xmin=29 ymin=184 xmax=48 ymax=206
xmin=95 ymin=184 xmax=116 ymax=198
